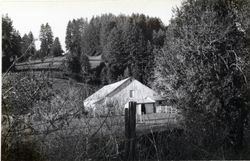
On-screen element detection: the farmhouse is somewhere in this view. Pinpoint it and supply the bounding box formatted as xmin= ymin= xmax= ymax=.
xmin=84 ymin=77 xmax=176 ymax=115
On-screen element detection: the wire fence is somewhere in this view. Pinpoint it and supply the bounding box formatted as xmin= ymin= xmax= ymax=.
xmin=2 ymin=71 xmax=184 ymax=161
xmin=2 ymin=112 xmax=180 ymax=136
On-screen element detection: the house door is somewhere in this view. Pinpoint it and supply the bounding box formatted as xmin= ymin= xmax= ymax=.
xmin=141 ymin=104 xmax=146 ymax=115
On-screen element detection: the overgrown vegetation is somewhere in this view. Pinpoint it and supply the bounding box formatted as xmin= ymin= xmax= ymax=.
xmin=2 ymin=0 xmax=250 ymax=160
xmin=2 ymin=72 xmax=98 ymax=161
xmin=154 ymin=0 xmax=250 ymax=159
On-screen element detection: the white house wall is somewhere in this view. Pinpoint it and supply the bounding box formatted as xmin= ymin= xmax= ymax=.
xmin=136 ymin=104 xmax=142 ymax=115
xmin=109 ymin=79 xmax=158 ymax=111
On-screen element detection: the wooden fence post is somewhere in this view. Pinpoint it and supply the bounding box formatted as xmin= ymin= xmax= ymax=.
xmin=125 ymin=106 xmax=130 ymax=158
xmin=130 ymin=101 xmax=136 ymax=160
xmin=125 ymin=101 xmax=136 ymax=160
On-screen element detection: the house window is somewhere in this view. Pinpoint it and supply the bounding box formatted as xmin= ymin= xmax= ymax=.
xmin=130 ymin=90 xmax=134 ymax=98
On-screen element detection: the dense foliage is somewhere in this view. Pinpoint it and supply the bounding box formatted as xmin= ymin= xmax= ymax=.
xmin=2 ymin=15 xmax=37 ymax=72
xmin=39 ymin=23 xmax=54 ymax=58
xmin=50 ymin=37 xmax=64 ymax=57
xmin=154 ymin=0 xmax=250 ymax=159
xmin=2 ymin=15 xmax=22 ymax=72
xmin=65 ymin=14 xmax=165 ymax=85
xmin=21 ymin=32 xmax=36 ymax=61
xmin=2 ymin=72 xmax=97 ymax=161
xmin=2 ymin=18 xmax=64 ymax=65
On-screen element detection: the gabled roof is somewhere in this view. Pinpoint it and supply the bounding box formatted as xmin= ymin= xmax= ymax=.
xmin=84 ymin=77 xmax=132 ymax=105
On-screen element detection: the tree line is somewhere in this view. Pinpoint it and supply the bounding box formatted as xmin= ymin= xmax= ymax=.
xmin=65 ymin=14 xmax=165 ymax=85
xmin=2 ymin=14 xmax=164 ymax=86
xmin=2 ymin=15 xmax=64 ymax=72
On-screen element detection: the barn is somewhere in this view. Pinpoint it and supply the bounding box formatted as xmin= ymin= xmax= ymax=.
xmin=84 ymin=77 xmax=176 ymax=115
xmin=15 ymin=54 xmax=102 ymax=71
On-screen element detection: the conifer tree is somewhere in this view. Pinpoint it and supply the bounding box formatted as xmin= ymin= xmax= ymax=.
xmin=21 ymin=31 xmax=36 ymax=61
xmin=103 ymin=27 xmax=124 ymax=82
xmin=2 ymin=15 xmax=22 ymax=72
xmin=65 ymin=20 xmax=73 ymax=52
xmin=50 ymin=37 xmax=63 ymax=57
xmin=39 ymin=23 xmax=53 ymax=58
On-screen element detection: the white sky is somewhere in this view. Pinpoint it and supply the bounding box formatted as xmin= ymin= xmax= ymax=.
xmin=1 ymin=0 xmax=183 ymax=51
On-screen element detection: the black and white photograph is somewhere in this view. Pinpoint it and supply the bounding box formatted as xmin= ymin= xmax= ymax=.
xmin=1 ymin=0 xmax=250 ymax=160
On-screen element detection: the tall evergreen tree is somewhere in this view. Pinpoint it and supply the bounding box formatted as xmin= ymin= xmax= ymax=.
xmin=99 ymin=14 xmax=116 ymax=51
xmin=122 ymin=21 xmax=147 ymax=83
xmin=103 ymin=27 xmax=125 ymax=83
xmin=2 ymin=15 xmax=22 ymax=72
xmin=65 ymin=18 xmax=87 ymax=55
xmin=21 ymin=31 xmax=36 ymax=61
xmin=65 ymin=20 xmax=73 ymax=52
xmin=39 ymin=23 xmax=53 ymax=58
xmin=81 ymin=18 xmax=101 ymax=56
xmin=50 ymin=37 xmax=63 ymax=57
xmin=142 ymin=41 xmax=155 ymax=85
xmin=65 ymin=18 xmax=90 ymax=81
xmin=27 ymin=32 xmax=36 ymax=59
